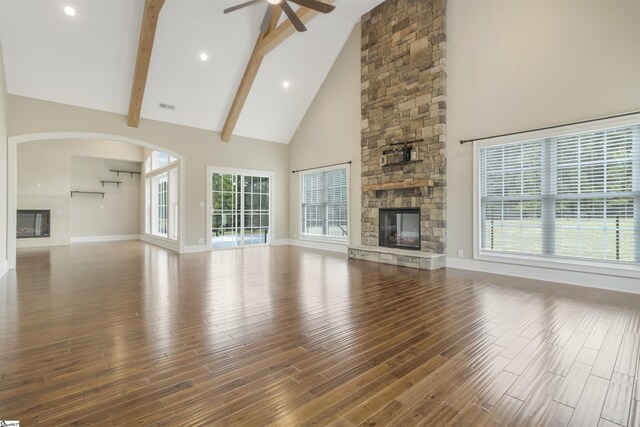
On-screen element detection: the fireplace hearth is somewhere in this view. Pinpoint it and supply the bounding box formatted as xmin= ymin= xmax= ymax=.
xmin=379 ymin=208 xmax=420 ymax=250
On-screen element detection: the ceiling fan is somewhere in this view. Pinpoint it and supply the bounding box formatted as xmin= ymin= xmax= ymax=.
xmin=224 ymin=0 xmax=335 ymax=33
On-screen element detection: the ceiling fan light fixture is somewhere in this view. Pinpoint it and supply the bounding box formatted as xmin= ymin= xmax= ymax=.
xmin=267 ymin=0 xmax=282 ymax=5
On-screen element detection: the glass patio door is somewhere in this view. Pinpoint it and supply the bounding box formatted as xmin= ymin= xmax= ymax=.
xmin=210 ymin=171 xmax=271 ymax=249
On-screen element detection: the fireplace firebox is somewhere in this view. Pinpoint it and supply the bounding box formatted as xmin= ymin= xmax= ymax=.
xmin=17 ymin=210 xmax=51 ymax=239
xmin=379 ymin=208 xmax=420 ymax=250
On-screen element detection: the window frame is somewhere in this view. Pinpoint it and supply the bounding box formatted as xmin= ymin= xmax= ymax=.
xmin=206 ymin=166 xmax=275 ymax=250
xmin=146 ymin=151 xmax=178 ymax=173
xmin=299 ymin=163 xmax=350 ymax=244
xmin=473 ymin=114 xmax=640 ymax=279
xmin=145 ymin=152 xmax=179 ymax=242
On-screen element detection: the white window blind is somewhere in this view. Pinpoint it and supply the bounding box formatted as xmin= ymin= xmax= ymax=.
xmin=302 ymin=167 xmax=348 ymax=238
xmin=479 ymin=123 xmax=640 ymax=263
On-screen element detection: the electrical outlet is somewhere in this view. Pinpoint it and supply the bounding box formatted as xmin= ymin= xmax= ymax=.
xmin=36 ymin=182 xmax=41 ymax=188
xmin=457 ymin=249 xmax=464 ymax=258
xmin=198 ymin=238 xmax=204 ymax=244
xmin=294 ymin=233 xmax=298 ymax=239
xmin=200 ymin=201 xmax=205 ymax=208
xmin=100 ymin=205 xmax=104 ymax=210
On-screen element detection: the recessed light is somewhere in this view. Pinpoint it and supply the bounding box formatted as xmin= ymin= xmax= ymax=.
xmin=267 ymin=0 xmax=282 ymax=4
xmin=282 ymin=81 xmax=290 ymax=89
xmin=64 ymin=6 xmax=76 ymax=16
xmin=199 ymin=52 xmax=208 ymax=61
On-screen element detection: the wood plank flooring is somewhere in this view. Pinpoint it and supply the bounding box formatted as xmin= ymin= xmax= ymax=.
xmin=1 ymin=241 xmax=639 ymax=426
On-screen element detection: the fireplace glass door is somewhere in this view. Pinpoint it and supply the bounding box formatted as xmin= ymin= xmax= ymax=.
xmin=17 ymin=210 xmax=51 ymax=238
xmin=379 ymin=208 xmax=420 ymax=250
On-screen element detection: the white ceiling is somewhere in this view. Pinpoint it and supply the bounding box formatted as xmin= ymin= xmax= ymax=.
xmin=0 ymin=0 xmax=382 ymax=143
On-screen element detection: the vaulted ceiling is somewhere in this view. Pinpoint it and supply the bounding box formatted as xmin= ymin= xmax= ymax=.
xmin=0 ymin=0 xmax=382 ymax=143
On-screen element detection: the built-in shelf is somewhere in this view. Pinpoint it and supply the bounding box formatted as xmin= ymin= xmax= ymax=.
xmin=100 ymin=180 xmax=122 ymax=188
xmin=70 ymin=191 xmax=105 ymax=199
xmin=110 ymin=169 xmax=141 ymax=178
xmin=383 ymin=160 xmax=423 ymax=167
xmin=362 ymin=179 xmax=434 ymax=192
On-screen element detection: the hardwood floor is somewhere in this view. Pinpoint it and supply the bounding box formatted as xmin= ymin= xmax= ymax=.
xmin=1 ymin=241 xmax=639 ymax=426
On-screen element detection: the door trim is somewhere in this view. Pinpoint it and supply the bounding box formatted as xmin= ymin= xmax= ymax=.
xmin=206 ymin=165 xmax=275 ymax=251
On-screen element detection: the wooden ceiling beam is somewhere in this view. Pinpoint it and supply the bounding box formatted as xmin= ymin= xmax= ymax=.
xmin=220 ymin=0 xmax=334 ymax=142
xmin=127 ymin=0 xmax=166 ymax=128
xmin=221 ymin=8 xmax=282 ymax=142
xmin=257 ymin=0 xmax=334 ymax=56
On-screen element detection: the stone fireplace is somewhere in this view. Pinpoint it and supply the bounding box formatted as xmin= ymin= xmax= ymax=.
xmin=348 ymin=0 xmax=446 ymax=271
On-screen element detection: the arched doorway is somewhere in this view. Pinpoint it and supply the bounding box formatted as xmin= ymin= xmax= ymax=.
xmin=7 ymin=132 xmax=186 ymax=268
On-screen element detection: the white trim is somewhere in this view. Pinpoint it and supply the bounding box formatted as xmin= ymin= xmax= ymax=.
xmin=182 ymin=244 xmax=208 ymax=254
xmin=0 ymin=260 xmax=8 ymax=280
xmin=474 ymin=252 xmax=640 ymax=279
xmin=288 ymin=239 xmax=348 ymax=253
xmin=298 ymin=162 xmax=351 ymax=245
xmin=299 ymin=234 xmax=348 ymax=245
xmin=144 ymin=159 xmax=179 ymax=178
xmin=206 ymin=165 xmax=275 ymax=251
xmin=142 ymin=232 xmax=177 ymax=244
xmin=7 ymin=132 xmax=188 ymax=269
xmin=141 ymin=234 xmax=179 ymax=252
xmin=7 ymin=137 xmax=17 ymax=268
xmin=446 ymin=257 xmax=640 ymax=295
xmin=70 ymin=235 xmax=141 ymax=243
xmin=472 ymin=114 xmax=640 ymax=276
xmin=272 ymin=239 xmax=290 ymax=246
xmin=207 ymin=165 xmax=276 ymax=177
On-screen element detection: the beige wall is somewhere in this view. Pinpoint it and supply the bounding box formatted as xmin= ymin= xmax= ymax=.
xmin=17 ymin=139 xmax=143 ymax=247
xmin=70 ymin=157 xmax=142 ymax=238
xmin=8 ymin=95 xmax=290 ymax=247
xmin=0 ymin=40 xmax=7 ymax=270
xmin=288 ymin=24 xmax=362 ymax=246
xmin=289 ymin=1 xmax=640 ymax=260
xmin=446 ymin=0 xmax=640 ymax=259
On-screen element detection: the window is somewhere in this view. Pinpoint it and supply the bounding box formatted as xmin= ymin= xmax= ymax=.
xmin=477 ymin=121 xmax=640 ymax=266
xmin=146 ymin=150 xmax=177 ymax=173
xmin=209 ymin=170 xmax=271 ymax=249
xmin=156 ymin=175 xmax=168 ymax=236
xmin=301 ymin=166 xmax=348 ymax=239
xmin=145 ymin=150 xmax=179 ymax=240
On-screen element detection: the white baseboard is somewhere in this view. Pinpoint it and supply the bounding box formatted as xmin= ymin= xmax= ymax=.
xmin=16 ymin=238 xmax=70 ymax=248
xmin=287 ymin=239 xmax=347 ymax=253
xmin=182 ymin=244 xmax=208 ymax=254
xmin=182 ymin=240 xmax=308 ymax=253
xmin=71 ymin=234 xmax=141 ymax=243
xmin=272 ymin=239 xmax=291 ymax=246
xmin=446 ymin=257 xmax=640 ymax=295
xmin=140 ymin=235 xmax=179 ymax=252
xmin=0 ymin=260 xmax=8 ymax=280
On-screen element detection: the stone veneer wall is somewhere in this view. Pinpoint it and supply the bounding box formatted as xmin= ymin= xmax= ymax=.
xmin=360 ymin=0 xmax=446 ymax=253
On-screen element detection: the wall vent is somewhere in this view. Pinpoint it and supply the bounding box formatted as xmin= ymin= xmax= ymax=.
xmin=158 ymin=103 xmax=176 ymax=110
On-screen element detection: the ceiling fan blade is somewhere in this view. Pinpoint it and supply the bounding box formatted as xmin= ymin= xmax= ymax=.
xmin=281 ymin=0 xmax=307 ymax=32
xmin=288 ymin=0 xmax=335 ymax=14
xmin=223 ymin=0 xmax=262 ymax=14
xmin=260 ymin=4 xmax=275 ymax=33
